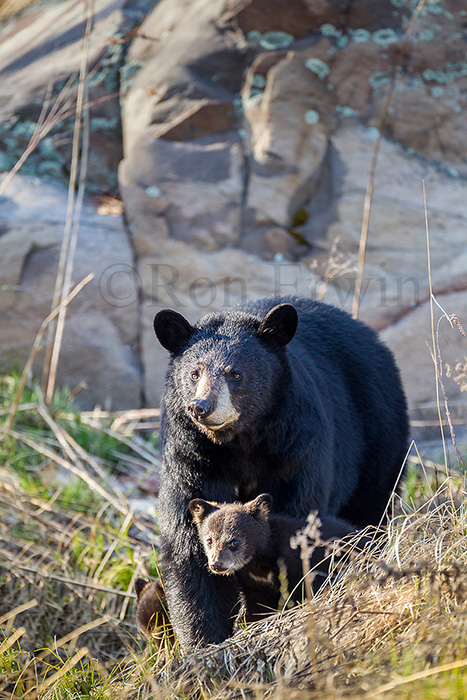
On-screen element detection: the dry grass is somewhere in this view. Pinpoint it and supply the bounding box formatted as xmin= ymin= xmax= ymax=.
xmin=1 ymin=372 xmax=466 ymax=699
xmin=0 ymin=375 xmax=162 ymax=697
xmin=149 ymin=489 xmax=467 ymax=699
xmin=0 ymin=0 xmax=38 ymax=21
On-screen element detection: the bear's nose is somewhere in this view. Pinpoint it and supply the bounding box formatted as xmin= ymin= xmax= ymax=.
xmin=188 ymin=399 xmax=212 ymax=420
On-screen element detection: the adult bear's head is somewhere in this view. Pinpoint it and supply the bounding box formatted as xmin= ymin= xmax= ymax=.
xmin=153 ymin=303 xmax=298 ymax=443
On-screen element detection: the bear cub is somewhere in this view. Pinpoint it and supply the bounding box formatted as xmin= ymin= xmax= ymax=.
xmin=134 ymin=578 xmax=173 ymax=644
xmin=189 ymin=494 xmax=368 ymax=618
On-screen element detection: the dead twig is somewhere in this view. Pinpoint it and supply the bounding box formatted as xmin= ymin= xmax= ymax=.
xmin=43 ymin=0 xmax=94 ymax=403
xmin=0 ymin=558 xmax=136 ymax=599
xmin=3 ymin=273 xmax=94 ymax=436
xmin=7 ymin=428 xmax=129 ymax=516
xmin=352 ymin=0 xmax=428 ymax=319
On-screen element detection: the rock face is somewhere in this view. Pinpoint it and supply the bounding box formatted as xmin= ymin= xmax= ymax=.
xmin=0 ymin=0 xmax=466 ymax=420
xmin=0 ymin=0 xmax=150 ymax=408
xmin=0 ymin=0 xmax=153 ymax=192
xmin=382 ymin=291 xmax=467 ymax=416
xmin=0 ymin=175 xmax=141 ymax=409
xmin=119 ymin=0 xmax=467 ymax=417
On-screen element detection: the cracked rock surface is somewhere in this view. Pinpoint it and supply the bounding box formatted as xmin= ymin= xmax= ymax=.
xmin=0 ymin=0 xmax=466 ymax=418
xmin=0 ymin=175 xmax=142 ymax=409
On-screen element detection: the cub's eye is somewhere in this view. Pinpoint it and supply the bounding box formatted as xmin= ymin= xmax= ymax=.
xmin=206 ymin=538 xmax=213 ymax=548
xmin=228 ymin=539 xmax=239 ymax=550
xmin=191 ymin=370 xmax=200 ymax=381
xmin=230 ymin=370 xmax=242 ymax=381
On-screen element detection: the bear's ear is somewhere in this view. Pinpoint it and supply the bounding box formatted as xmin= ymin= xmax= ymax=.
xmin=257 ymin=304 xmax=298 ymax=347
xmin=153 ymin=310 xmax=195 ymax=355
xmin=246 ymin=493 xmax=273 ymax=522
xmin=189 ymin=498 xmax=218 ymax=526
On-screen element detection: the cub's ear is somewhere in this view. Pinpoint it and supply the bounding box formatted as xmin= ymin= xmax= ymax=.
xmin=246 ymin=493 xmax=273 ymax=521
xmin=134 ymin=578 xmax=149 ymax=600
xmin=153 ymin=310 xmax=195 ymax=355
xmin=188 ymin=499 xmax=218 ymax=526
xmin=258 ymin=304 xmax=298 ymax=347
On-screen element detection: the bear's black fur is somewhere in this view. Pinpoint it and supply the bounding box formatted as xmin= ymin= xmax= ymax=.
xmin=153 ymin=296 xmax=409 ymax=650
xmin=189 ymin=494 xmax=369 ymax=620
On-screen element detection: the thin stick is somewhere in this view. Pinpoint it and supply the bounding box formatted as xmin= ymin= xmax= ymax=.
xmin=1 ymin=558 xmax=136 ymax=598
xmin=0 ymin=628 xmax=26 ymax=655
xmin=432 ymin=294 xmax=454 ymax=328
xmin=413 ymin=441 xmax=434 ymax=495
xmin=33 ymin=647 xmax=89 ymax=694
xmin=35 ymin=616 xmax=109 ymax=661
xmin=79 ymin=408 xmax=161 ymax=421
xmin=352 ymin=128 xmax=384 ymax=320
xmin=352 ymin=0 xmax=427 ymax=319
xmin=8 ymin=428 xmax=128 ymax=516
xmin=119 ymin=568 xmax=137 ymax=622
xmin=373 ymin=440 xmax=414 ymax=538
xmin=4 ymin=274 xmax=94 ymax=435
xmin=423 ymin=182 xmax=451 ymax=490
xmin=0 ymin=599 xmax=38 ymax=627
xmin=431 ymin=294 xmax=466 ymax=473
xmin=93 ymin=507 xmax=133 ymax=583
xmin=44 ymin=0 xmax=94 ymax=403
xmin=102 ymin=427 xmax=160 ymax=465
xmin=369 ymin=657 xmax=467 ymax=696
xmin=36 ymin=393 xmax=128 ymax=505
xmin=0 ymin=90 xmax=117 ymax=199
xmin=0 ymin=80 xmax=76 ymax=199
xmin=431 ymin=316 xmax=466 ymax=474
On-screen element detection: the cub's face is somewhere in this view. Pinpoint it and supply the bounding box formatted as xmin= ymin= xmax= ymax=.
xmin=189 ymin=494 xmax=273 ymax=575
xmin=153 ymin=305 xmax=298 ymax=443
xmin=198 ymin=510 xmax=256 ymax=575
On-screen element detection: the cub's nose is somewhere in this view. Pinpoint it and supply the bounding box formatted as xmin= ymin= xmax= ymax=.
xmin=188 ymin=399 xmax=212 ymax=420
xmin=211 ymin=560 xmax=227 ymax=573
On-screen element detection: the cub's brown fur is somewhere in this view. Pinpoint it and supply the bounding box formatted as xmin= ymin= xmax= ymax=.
xmin=134 ymin=578 xmax=174 ymax=643
xmin=189 ymin=494 xmax=367 ymax=620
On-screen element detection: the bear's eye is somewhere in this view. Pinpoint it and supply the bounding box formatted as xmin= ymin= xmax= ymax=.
xmin=206 ymin=538 xmax=213 ymax=548
xmin=191 ymin=369 xmax=200 ymax=381
xmin=228 ymin=539 xmax=239 ymax=550
xmin=230 ymin=370 xmax=242 ymax=382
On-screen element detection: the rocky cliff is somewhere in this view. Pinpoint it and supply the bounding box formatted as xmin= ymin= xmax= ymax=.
xmin=0 ymin=0 xmax=466 ymax=420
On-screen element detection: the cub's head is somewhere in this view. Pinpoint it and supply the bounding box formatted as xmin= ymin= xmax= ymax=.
xmin=134 ymin=578 xmax=172 ymax=642
xmin=188 ymin=494 xmax=273 ymax=575
xmin=153 ymin=304 xmax=298 ymax=443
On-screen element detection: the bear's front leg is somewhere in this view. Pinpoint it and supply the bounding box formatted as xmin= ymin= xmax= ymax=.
xmin=158 ymin=481 xmax=242 ymax=651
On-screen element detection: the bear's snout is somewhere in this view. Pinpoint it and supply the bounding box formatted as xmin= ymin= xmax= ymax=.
xmin=187 ymin=379 xmax=241 ymax=436
xmin=188 ymin=398 xmax=212 ymax=421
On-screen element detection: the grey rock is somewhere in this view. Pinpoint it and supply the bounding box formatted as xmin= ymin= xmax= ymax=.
xmin=381 ymin=290 xmax=467 ymax=414
xmin=243 ymin=48 xmax=335 ymax=232
xmin=0 ymin=174 xmax=141 ymax=409
xmin=0 ymin=0 xmax=138 ymax=192
xmin=121 ymin=131 xmax=244 ymax=251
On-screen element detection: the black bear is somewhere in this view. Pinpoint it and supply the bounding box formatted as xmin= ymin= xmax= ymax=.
xmin=153 ymin=295 xmax=409 ymax=650
xmin=189 ymin=494 xmax=369 ymax=618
